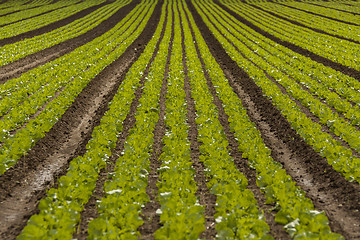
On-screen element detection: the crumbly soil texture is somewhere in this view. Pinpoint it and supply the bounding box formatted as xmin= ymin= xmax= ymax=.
xmin=1 ymin=0 xmax=360 ymax=239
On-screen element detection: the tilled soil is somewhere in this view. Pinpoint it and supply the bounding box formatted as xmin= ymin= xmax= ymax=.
xmin=1 ymin=1 xmax=360 ymax=239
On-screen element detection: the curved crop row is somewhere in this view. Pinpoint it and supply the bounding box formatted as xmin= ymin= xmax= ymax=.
xmin=0 ymin=0 xmax=154 ymax=175
xmin=309 ymin=1 xmax=360 ymax=14
xmin=17 ymin=1 xmax=162 ymax=239
xmin=0 ymin=0 xmax=52 ymax=16
xmin=0 ymin=0 xmax=81 ymax=26
xmin=191 ymin=0 xmax=345 ymax=238
xmin=220 ymin=1 xmax=360 ymax=72
xmin=200 ymin=0 xmax=360 ymax=183
xmin=0 ymin=0 xmax=130 ymax=66
xmin=282 ymin=1 xmax=360 ymax=23
xmin=0 ymin=0 xmax=32 ymax=10
xmin=211 ymin=2 xmax=360 ymax=120
xmin=255 ymin=2 xmax=360 ymax=42
xmin=0 ymin=0 xmax=106 ymax=40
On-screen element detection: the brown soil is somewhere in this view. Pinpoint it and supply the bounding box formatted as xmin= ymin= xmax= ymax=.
xmin=249 ymin=4 xmax=360 ymax=44
xmin=0 ymin=0 xmax=140 ymax=83
xmin=0 ymin=1 xmax=162 ymax=239
xmin=188 ymin=0 xmax=360 ymax=239
xmin=1 ymin=1 xmax=360 ymax=239
xmin=185 ymin=2 xmax=288 ymax=239
xmin=72 ymin=1 xmax=164 ymax=239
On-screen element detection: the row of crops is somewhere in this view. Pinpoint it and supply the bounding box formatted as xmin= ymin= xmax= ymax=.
xmin=1 ymin=0 xmax=359 ymax=239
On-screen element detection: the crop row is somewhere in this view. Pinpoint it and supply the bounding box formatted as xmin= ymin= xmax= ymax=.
xmin=0 ymin=0 xmax=80 ymax=26
xmin=0 ymin=0 xmax=52 ymax=16
xmin=0 ymin=0 xmax=106 ymax=40
xmin=0 ymin=0 xmax=33 ymax=10
xmin=4 ymin=0 xmax=353 ymax=239
xmin=213 ymin=0 xmax=360 ymax=183
xmin=182 ymin=1 xmax=274 ymax=237
xmin=311 ymin=1 xmax=360 ymax=14
xmin=154 ymin=1 xmax=205 ymax=238
xmin=0 ymin=0 xmax=153 ymax=175
xmin=282 ymin=1 xmax=360 ymax=23
xmin=254 ymin=2 xmax=360 ymax=42
xmin=220 ymin=1 xmax=360 ymax=72
xmin=0 ymin=0 xmax=130 ymax=66
xmin=17 ymin=0 xmax=160 ymax=238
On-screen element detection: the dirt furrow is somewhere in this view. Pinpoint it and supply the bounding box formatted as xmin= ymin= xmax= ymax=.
xmin=138 ymin=1 xmax=169 ymax=238
xmin=0 ymin=0 xmax=140 ymax=83
xmin=0 ymin=2 xmax=162 ymax=239
xmin=0 ymin=0 xmax=109 ymax=46
xmin=180 ymin=3 xmax=217 ymax=238
xmin=72 ymin=2 xmax=164 ymax=239
xmin=187 ymin=0 xmax=360 ymax=239
xmin=185 ymin=3 xmax=288 ymax=238
xmin=249 ymin=4 xmax=360 ymax=45
xmin=213 ymin=0 xmax=360 ymax=82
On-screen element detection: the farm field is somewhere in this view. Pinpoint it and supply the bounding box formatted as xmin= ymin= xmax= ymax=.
xmin=0 ymin=0 xmax=359 ymax=239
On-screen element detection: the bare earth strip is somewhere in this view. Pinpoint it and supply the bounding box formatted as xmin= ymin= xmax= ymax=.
xmin=0 ymin=1 xmax=163 ymax=239
xmin=72 ymin=2 xmax=164 ymax=239
xmin=0 ymin=0 xmax=140 ymax=83
xmin=188 ymin=0 xmax=360 ymax=239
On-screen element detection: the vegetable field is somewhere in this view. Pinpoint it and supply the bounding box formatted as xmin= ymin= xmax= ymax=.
xmin=0 ymin=0 xmax=359 ymax=239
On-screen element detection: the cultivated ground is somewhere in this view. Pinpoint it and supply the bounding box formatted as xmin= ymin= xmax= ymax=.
xmin=0 ymin=0 xmax=359 ymax=239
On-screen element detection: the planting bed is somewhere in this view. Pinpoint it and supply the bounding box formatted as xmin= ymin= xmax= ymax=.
xmin=0 ymin=0 xmax=359 ymax=239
